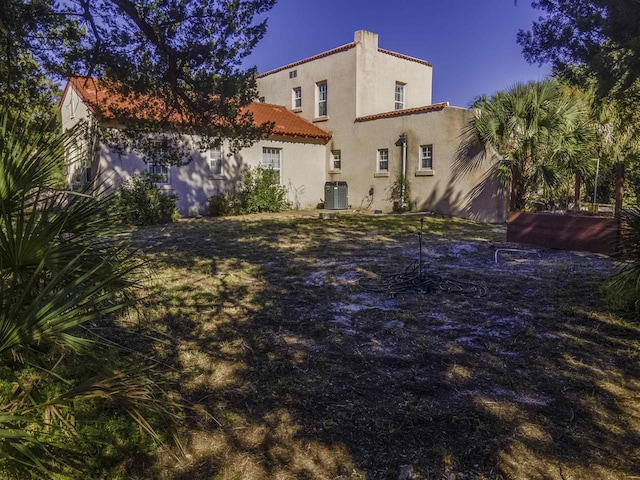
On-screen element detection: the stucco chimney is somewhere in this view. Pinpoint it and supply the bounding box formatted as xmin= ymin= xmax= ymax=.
xmin=354 ymin=30 xmax=378 ymax=50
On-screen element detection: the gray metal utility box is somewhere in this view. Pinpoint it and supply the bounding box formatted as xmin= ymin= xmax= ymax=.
xmin=324 ymin=181 xmax=348 ymax=210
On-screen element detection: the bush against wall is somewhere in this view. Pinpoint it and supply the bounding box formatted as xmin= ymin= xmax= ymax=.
xmin=114 ymin=171 xmax=179 ymax=225
xmin=389 ymin=174 xmax=412 ymax=213
xmin=239 ymin=165 xmax=290 ymax=214
xmin=209 ymin=166 xmax=289 ymax=216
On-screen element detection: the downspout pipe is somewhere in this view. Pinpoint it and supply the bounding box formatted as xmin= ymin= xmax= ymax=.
xmin=396 ymin=133 xmax=408 ymax=209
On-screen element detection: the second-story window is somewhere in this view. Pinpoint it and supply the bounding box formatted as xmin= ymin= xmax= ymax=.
xmin=317 ymin=81 xmax=327 ymax=117
xmin=293 ymin=87 xmax=302 ymax=110
xmin=395 ymin=82 xmax=406 ymax=110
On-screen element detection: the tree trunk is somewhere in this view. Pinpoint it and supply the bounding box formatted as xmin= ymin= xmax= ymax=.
xmin=615 ymin=162 xmax=625 ymax=219
xmin=509 ymin=165 xmax=520 ymax=212
xmin=573 ymin=169 xmax=581 ymax=211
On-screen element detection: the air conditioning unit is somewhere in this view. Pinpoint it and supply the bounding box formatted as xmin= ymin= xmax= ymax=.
xmin=324 ymin=181 xmax=348 ymax=210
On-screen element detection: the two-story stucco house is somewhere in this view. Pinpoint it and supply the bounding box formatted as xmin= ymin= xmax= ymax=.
xmin=257 ymin=30 xmax=505 ymax=222
xmin=60 ymin=77 xmax=332 ymax=215
xmin=60 ymin=30 xmax=505 ymax=221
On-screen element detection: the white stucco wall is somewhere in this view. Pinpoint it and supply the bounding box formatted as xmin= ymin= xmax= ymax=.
xmin=60 ymin=81 xmax=328 ymax=216
xmin=95 ymin=136 xmax=327 ymax=216
xmin=257 ymin=45 xmax=358 ymax=132
xmin=354 ymin=30 xmax=432 ymax=117
xmin=257 ymin=30 xmax=433 ymax=127
xmin=327 ymin=107 xmax=505 ymax=223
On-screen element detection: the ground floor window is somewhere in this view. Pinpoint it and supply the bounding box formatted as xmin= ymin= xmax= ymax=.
xmin=210 ymin=146 xmax=223 ymax=175
xmin=148 ymin=162 xmax=169 ymax=184
xmin=331 ymin=150 xmax=341 ymax=171
xmin=420 ymin=144 xmax=433 ymax=170
xmin=377 ymin=148 xmax=389 ymax=172
xmin=262 ymin=147 xmax=282 ymax=181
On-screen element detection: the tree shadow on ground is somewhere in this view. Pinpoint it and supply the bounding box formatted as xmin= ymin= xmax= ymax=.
xmin=126 ymin=213 xmax=640 ymax=480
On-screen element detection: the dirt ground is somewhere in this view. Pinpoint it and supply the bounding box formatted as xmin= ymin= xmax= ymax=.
xmin=126 ymin=211 xmax=640 ymax=480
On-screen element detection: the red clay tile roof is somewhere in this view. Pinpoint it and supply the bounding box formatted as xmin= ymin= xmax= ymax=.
xmin=378 ymin=48 xmax=432 ymax=67
xmin=64 ymin=76 xmax=190 ymax=123
xmin=257 ymin=42 xmax=357 ymax=78
xmin=246 ymin=103 xmax=331 ymax=141
xmin=63 ymin=77 xmax=331 ymax=142
xmin=354 ymin=103 xmax=449 ymax=123
xmin=256 ymin=42 xmax=432 ymax=78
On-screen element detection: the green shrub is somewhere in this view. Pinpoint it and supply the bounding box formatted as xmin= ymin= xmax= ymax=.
xmin=238 ymin=165 xmax=290 ymax=214
xmin=114 ymin=171 xmax=179 ymax=225
xmin=209 ymin=166 xmax=289 ymax=216
xmin=389 ymin=173 xmax=412 ymax=213
xmin=208 ymin=193 xmax=236 ymax=217
xmin=0 ymin=111 xmax=180 ymax=478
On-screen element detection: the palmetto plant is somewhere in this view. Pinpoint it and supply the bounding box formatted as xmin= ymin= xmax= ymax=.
xmin=471 ymin=79 xmax=594 ymax=211
xmin=0 ymin=111 xmax=180 ymax=478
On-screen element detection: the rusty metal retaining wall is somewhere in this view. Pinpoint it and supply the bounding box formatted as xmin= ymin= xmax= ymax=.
xmin=506 ymin=212 xmax=619 ymax=255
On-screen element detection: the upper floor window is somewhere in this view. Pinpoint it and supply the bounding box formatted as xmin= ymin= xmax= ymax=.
xmin=68 ymin=94 xmax=76 ymax=119
xmin=377 ymin=148 xmax=389 ymax=172
xmin=420 ymin=145 xmax=433 ymax=170
xmin=210 ymin=146 xmax=223 ymax=175
xmin=289 ymin=70 xmax=297 ymax=79
xmin=293 ymin=87 xmax=302 ymax=110
xmin=317 ymin=81 xmax=327 ymax=117
xmin=395 ymin=82 xmax=406 ymax=110
xmin=331 ymin=150 xmax=341 ymax=171
xmin=262 ymin=147 xmax=282 ymax=182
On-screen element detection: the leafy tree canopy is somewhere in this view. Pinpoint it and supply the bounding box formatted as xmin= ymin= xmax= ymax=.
xmin=517 ymin=0 xmax=640 ymax=99
xmin=0 ymin=0 xmax=276 ymax=149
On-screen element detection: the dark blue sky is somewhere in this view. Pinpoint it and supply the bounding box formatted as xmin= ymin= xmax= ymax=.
xmin=245 ymin=0 xmax=551 ymax=107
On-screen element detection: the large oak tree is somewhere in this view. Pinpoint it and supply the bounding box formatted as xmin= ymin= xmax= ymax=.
xmin=517 ymin=0 xmax=640 ymax=98
xmin=0 ymin=0 xmax=276 ymax=153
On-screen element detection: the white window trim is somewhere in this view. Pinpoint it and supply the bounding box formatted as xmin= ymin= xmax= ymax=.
xmin=148 ymin=162 xmax=170 ymax=184
xmin=262 ymin=147 xmax=282 ymax=183
xmin=293 ymin=87 xmax=302 ymax=111
xmin=376 ymin=148 xmax=389 ymax=174
xmin=395 ymin=82 xmax=406 ymax=110
xmin=331 ymin=150 xmax=341 ymax=172
xmin=316 ymin=81 xmax=327 ymax=118
xmin=69 ymin=94 xmax=76 ymax=119
xmin=419 ymin=144 xmax=433 ymax=171
xmin=209 ymin=146 xmax=224 ymax=176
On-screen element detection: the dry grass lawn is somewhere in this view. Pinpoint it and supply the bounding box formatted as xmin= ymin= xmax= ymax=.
xmin=119 ymin=211 xmax=640 ymax=480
